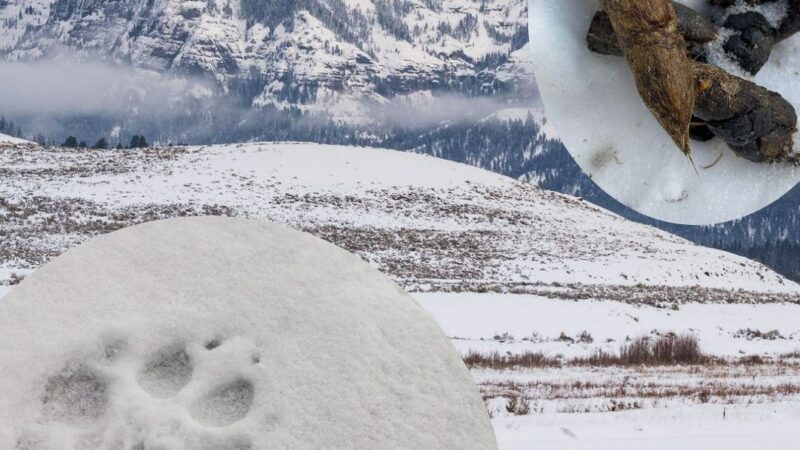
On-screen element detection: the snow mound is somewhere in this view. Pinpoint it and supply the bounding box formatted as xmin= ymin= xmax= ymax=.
xmin=0 ymin=217 xmax=496 ymax=450
xmin=530 ymin=0 xmax=800 ymax=225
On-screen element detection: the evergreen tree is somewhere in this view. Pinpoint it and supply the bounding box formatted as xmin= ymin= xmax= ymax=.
xmin=129 ymin=135 xmax=149 ymax=148
xmin=93 ymin=137 xmax=108 ymax=149
xmin=63 ymin=136 xmax=79 ymax=148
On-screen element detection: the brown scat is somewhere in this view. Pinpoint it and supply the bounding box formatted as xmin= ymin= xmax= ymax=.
xmin=588 ymin=4 xmax=716 ymax=57
xmin=692 ymin=62 xmax=797 ymax=162
xmin=602 ymin=0 xmax=695 ymax=155
xmin=672 ymin=3 xmax=717 ymax=43
xmin=587 ymin=11 xmax=623 ymax=57
xmin=723 ymin=12 xmax=776 ymax=75
xmin=710 ymin=0 xmax=800 ymax=43
xmin=777 ymin=0 xmax=800 ymax=42
xmin=587 ymin=10 xmax=798 ymax=163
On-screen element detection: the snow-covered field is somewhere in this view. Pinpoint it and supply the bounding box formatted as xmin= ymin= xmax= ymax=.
xmin=418 ymin=292 xmax=800 ymax=449
xmin=416 ymin=293 xmax=800 ymax=359
xmin=2 ymin=141 xmax=799 ymax=447
xmin=530 ymin=0 xmax=800 ymax=225
xmin=493 ymin=403 xmax=800 ymax=450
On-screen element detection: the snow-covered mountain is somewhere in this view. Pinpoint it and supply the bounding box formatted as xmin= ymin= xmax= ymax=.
xmin=0 ymin=0 xmax=533 ymax=123
xmin=1 ymin=139 xmax=797 ymax=303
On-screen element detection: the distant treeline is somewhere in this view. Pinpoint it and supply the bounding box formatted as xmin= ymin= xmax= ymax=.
xmin=61 ymin=135 xmax=150 ymax=149
xmin=0 ymin=116 xmax=24 ymax=138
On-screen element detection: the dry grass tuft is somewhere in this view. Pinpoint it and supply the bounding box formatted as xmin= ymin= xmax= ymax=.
xmin=463 ymin=351 xmax=561 ymax=370
xmin=465 ymin=334 xmax=708 ymax=369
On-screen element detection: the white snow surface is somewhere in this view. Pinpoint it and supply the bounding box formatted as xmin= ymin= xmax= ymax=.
xmin=493 ymin=403 xmax=800 ymax=450
xmin=1 ymin=142 xmax=797 ymax=297
xmin=0 ymin=132 xmax=31 ymax=144
xmin=0 ymin=217 xmax=497 ymax=450
xmin=530 ymin=0 xmax=800 ymax=225
xmin=415 ymin=292 xmax=800 ymax=359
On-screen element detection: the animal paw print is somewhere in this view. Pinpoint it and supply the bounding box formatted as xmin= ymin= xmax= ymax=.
xmin=41 ymin=364 xmax=109 ymax=424
xmin=27 ymin=334 xmax=263 ymax=450
xmin=136 ymin=344 xmax=194 ymax=398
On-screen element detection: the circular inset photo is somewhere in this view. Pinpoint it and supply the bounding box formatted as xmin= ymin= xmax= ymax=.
xmin=530 ymin=0 xmax=800 ymax=225
xmin=0 ymin=217 xmax=497 ymax=450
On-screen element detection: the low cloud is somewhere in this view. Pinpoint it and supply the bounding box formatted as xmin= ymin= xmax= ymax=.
xmin=0 ymin=55 xmax=539 ymax=143
xmin=372 ymin=92 xmax=534 ymax=128
xmin=0 ymin=57 xmax=214 ymax=117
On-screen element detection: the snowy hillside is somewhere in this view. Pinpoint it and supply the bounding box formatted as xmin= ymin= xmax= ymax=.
xmin=0 ymin=0 xmax=532 ymax=124
xmin=0 ymin=132 xmax=29 ymax=145
xmin=1 ymin=141 xmax=797 ymax=301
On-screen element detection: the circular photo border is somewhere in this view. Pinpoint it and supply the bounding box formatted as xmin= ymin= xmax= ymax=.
xmin=530 ymin=0 xmax=800 ymax=225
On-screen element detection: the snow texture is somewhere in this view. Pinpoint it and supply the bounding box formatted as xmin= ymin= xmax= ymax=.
xmin=530 ymin=0 xmax=800 ymax=225
xmin=493 ymin=403 xmax=800 ymax=450
xmin=0 ymin=217 xmax=497 ymax=450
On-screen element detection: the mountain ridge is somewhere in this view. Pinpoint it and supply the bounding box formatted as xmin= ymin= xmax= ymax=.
xmin=1 ymin=0 xmax=532 ymax=124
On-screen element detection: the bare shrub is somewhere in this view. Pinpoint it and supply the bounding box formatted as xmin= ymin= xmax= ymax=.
xmin=492 ymin=332 xmax=514 ymax=342
xmin=558 ymin=332 xmax=575 ymax=343
xmin=573 ymin=349 xmax=618 ymax=366
xmin=620 ymin=336 xmax=653 ymax=364
xmin=606 ymin=399 xmax=642 ymax=412
xmin=621 ymin=334 xmax=705 ymax=365
xmin=570 ymin=334 xmax=705 ymax=366
xmin=670 ymin=334 xmax=705 ymax=364
xmin=505 ymin=393 xmax=531 ymax=415
xmin=734 ymin=328 xmax=786 ymax=340
xmin=739 ymin=355 xmax=765 ymax=365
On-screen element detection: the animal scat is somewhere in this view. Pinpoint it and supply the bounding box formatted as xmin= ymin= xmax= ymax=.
xmin=587 ymin=3 xmax=798 ymax=162
xmin=692 ymin=61 xmax=797 ymax=162
xmin=587 ymin=3 xmax=717 ymax=57
xmin=601 ymin=0 xmax=696 ymax=156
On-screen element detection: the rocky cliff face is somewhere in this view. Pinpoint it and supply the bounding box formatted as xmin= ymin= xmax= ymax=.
xmin=1 ymin=0 xmax=533 ymax=122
